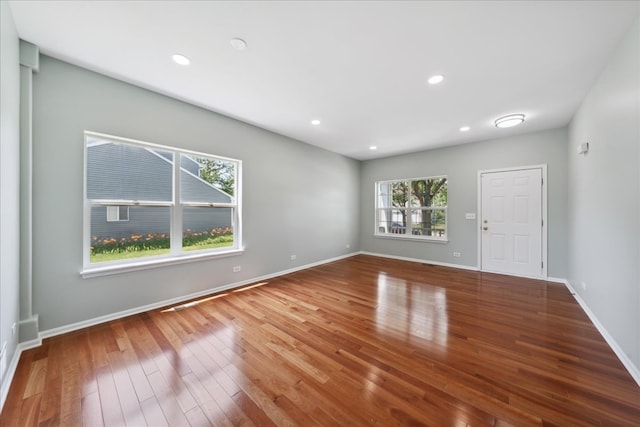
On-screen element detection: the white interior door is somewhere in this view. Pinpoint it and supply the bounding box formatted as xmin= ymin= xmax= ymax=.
xmin=480 ymin=168 xmax=544 ymax=278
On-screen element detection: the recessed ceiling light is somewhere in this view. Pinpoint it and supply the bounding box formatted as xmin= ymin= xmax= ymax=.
xmin=369 ymin=146 xmax=377 ymax=150
xmin=459 ymin=126 xmax=470 ymax=132
xmin=311 ymin=119 xmax=321 ymax=125
xmin=427 ymin=74 xmax=444 ymax=85
xmin=494 ymin=114 xmax=525 ymax=128
xmin=230 ymin=38 xmax=247 ymax=51
xmin=171 ymin=54 xmax=190 ymax=66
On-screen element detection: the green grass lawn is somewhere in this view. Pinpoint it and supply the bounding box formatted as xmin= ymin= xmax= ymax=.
xmin=183 ymin=235 xmax=234 ymax=251
xmin=90 ymin=234 xmax=234 ymax=263
xmin=90 ymin=247 xmax=171 ymax=263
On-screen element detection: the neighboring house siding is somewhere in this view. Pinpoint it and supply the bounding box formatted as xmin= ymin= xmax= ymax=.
xmin=180 ymin=155 xmax=201 ymax=176
xmin=88 ymin=142 xmax=232 ymax=239
xmin=161 ymin=151 xmax=201 ymax=175
xmin=91 ymin=206 xmax=170 ymax=239
xmin=90 ymin=206 xmax=232 ymax=239
xmin=184 ymin=207 xmax=232 ymax=233
xmin=181 ymin=169 xmax=232 ymax=203
xmin=87 ymin=143 xmax=173 ymax=201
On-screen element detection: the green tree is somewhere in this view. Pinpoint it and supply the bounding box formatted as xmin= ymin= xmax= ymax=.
xmin=391 ymin=181 xmax=410 ymax=228
xmin=196 ymin=157 xmax=235 ymax=196
xmin=411 ymin=178 xmax=447 ymax=235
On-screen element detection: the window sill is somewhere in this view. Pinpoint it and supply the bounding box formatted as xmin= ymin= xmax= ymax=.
xmin=81 ymin=248 xmax=244 ymax=278
xmin=374 ymin=234 xmax=448 ymax=243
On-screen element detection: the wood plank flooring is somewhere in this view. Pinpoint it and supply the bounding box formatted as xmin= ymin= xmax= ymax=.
xmin=2 ymin=254 xmax=639 ymax=426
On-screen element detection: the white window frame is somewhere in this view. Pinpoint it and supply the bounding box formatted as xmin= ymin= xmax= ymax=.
xmin=374 ymin=176 xmax=448 ymax=242
xmin=82 ymin=131 xmax=243 ymax=278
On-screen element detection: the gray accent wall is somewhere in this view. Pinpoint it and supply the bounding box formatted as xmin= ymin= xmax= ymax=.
xmin=31 ymin=55 xmax=360 ymax=331
xmin=568 ymin=17 xmax=640 ymax=370
xmin=0 ymin=1 xmax=21 ymax=397
xmin=360 ymin=128 xmax=568 ymax=278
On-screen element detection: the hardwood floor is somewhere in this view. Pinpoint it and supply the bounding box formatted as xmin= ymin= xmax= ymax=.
xmin=2 ymin=254 xmax=639 ymax=426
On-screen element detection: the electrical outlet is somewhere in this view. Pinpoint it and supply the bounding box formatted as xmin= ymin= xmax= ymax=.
xmin=290 ymin=255 xmax=297 ymax=260
xmin=346 ymin=244 xmax=350 ymax=249
xmin=453 ymin=252 xmax=461 ymax=257
xmin=11 ymin=323 xmax=16 ymax=337
xmin=233 ymin=266 xmax=241 ymax=273
xmin=581 ymin=281 xmax=586 ymax=290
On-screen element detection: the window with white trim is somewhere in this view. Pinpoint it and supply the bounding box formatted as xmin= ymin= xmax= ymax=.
xmin=106 ymin=205 xmax=129 ymax=222
xmin=84 ymin=132 xmax=241 ymax=271
xmin=375 ymin=176 xmax=447 ymax=240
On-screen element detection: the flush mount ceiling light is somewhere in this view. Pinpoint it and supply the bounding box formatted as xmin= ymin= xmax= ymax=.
xmin=494 ymin=114 xmax=525 ymax=128
xmin=311 ymin=119 xmax=321 ymax=125
xmin=459 ymin=126 xmax=470 ymax=132
xmin=427 ymin=74 xmax=444 ymax=85
xmin=230 ymin=38 xmax=247 ymax=51
xmin=369 ymin=145 xmax=378 ymax=150
xmin=171 ymin=54 xmax=190 ymax=66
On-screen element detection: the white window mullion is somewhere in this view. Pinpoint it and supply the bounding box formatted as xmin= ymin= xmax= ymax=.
xmin=234 ymin=160 xmax=242 ymax=247
xmin=83 ymin=198 xmax=91 ymax=269
xmin=90 ymin=199 xmax=172 ymax=207
xmin=406 ymin=183 xmax=412 ymax=236
xmin=181 ymin=202 xmax=236 ymax=208
xmin=171 ymin=152 xmax=182 ymax=255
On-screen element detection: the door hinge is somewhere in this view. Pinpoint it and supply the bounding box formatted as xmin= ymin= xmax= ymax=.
xmin=542 ymin=219 xmax=544 ymax=227
xmin=541 ymin=261 xmax=544 ymax=268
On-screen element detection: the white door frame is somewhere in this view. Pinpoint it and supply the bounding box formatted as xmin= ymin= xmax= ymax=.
xmin=477 ymin=164 xmax=547 ymax=279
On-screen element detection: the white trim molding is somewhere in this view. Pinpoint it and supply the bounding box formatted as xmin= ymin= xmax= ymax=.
xmin=42 ymin=252 xmax=359 ymax=339
xmin=359 ymin=251 xmax=479 ymax=272
xmin=563 ymin=280 xmax=640 ymax=388
xmin=0 ymin=338 xmax=41 ymax=412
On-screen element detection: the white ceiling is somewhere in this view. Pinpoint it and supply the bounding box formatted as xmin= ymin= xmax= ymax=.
xmin=8 ymin=1 xmax=639 ymax=160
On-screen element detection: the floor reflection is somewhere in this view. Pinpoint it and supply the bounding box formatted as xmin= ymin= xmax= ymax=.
xmin=375 ymin=272 xmax=448 ymax=349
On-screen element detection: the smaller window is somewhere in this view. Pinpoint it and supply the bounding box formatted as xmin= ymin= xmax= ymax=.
xmin=106 ymin=205 xmax=129 ymax=222
xmin=375 ymin=176 xmax=447 ymax=241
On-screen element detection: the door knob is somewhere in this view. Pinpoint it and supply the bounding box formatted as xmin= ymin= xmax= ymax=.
xmin=483 ymin=226 xmax=488 ymax=231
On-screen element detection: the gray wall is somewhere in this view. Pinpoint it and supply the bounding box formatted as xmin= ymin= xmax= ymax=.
xmin=568 ymin=17 xmax=640 ymax=369
xmin=0 ymin=1 xmax=21 ymax=397
xmin=31 ymin=56 xmax=360 ymax=331
xmin=360 ymin=128 xmax=568 ymax=278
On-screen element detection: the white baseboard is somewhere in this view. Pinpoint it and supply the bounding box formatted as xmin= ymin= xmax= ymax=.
xmin=358 ymin=251 xmax=479 ymax=272
xmin=562 ymin=280 xmax=640 ymax=388
xmin=0 ymin=338 xmax=42 ymax=412
xmin=39 ymin=252 xmax=359 ymax=340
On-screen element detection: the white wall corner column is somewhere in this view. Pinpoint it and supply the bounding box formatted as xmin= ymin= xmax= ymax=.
xmin=19 ymin=40 xmax=39 ymax=342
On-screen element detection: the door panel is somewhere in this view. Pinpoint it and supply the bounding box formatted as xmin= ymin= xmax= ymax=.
xmin=481 ymin=168 xmax=542 ymax=278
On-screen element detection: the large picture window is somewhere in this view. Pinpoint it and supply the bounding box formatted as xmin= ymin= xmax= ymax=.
xmin=375 ymin=176 xmax=447 ymax=241
xmin=83 ymin=131 xmax=241 ymax=274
